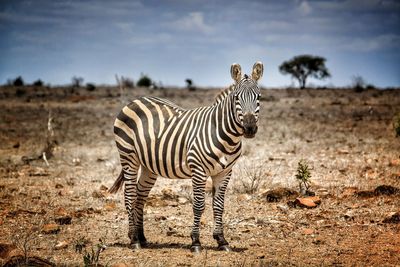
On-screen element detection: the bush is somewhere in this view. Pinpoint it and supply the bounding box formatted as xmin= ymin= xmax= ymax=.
xmin=352 ymin=75 xmax=366 ymax=92
xmin=13 ymin=76 xmax=24 ymax=86
xmin=86 ymin=83 xmax=96 ymax=91
xmin=137 ymin=74 xmax=152 ymax=87
xmin=295 ymin=159 xmax=312 ymax=195
xmin=33 ymin=79 xmax=44 ymax=87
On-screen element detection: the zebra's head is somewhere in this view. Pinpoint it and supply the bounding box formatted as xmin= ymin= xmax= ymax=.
xmin=231 ymin=62 xmax=264 ymax=139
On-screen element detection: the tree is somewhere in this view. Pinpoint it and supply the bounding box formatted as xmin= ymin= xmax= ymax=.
xmin=185 ymin=79 xmax=195 ymax=91
xmin=136 ymin=74 xmax=152 ymax=87
xmin=279 ymin=55 xmax=330 ymax=89
xmin=71 ymin=76 xmax=84 ymax=88
xmin=13 ymin=76 xmax=24 ymax=86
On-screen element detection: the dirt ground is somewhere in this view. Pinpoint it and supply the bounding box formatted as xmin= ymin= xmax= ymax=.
xmin=0 ymin=85 xmax=399 ymax=266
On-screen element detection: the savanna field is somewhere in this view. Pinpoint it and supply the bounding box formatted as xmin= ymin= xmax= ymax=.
xmin=0 ymin=85 xmax=399 ymax=266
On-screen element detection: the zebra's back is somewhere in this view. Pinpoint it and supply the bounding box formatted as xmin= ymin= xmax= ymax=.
xmin=114 ymin=96 xmax=199 ymax=179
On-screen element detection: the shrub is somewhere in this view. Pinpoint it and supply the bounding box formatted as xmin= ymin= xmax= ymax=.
xmin=13 ymin=76 xmax=24 ymax=86
xmin=86 ymin=83 xmax=96 ymax=91
xmin=352 ymin=75 xmax=366 ymax=92
xmin=295 ymin=159 xmax=312 ymax=195
xmin=137 ymin=74 xmax=152 ymax=87
xmin=33 ymin=79 xmax=44 ymax=87
xmin=234 ymin=162 xmax=264 ymax=194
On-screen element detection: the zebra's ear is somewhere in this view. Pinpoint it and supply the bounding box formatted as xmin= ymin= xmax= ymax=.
xmin=251 ymin=61 xmax=264 ymax=82
xmin=230 ymin=63 xmax=242 ymax=83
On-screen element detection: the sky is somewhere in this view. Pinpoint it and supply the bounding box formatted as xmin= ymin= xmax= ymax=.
xmin=0 ymin=0 xmax=399 ymax=88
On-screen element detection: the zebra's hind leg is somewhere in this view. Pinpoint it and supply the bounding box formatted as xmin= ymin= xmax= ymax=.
xmin=211 ymin=170 xmax=232 ymax=252
xmin=118 ymin=152 xmax=141 ymax=248
xmin=132 ymin=166 xmax=158 ymax=248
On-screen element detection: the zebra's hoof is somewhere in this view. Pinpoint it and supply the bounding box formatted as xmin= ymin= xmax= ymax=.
xmin=140 ymin=240 xmax=148 ymax=248
xmin=191 ymin=245 xmax=202 ymax=253
xmin=130 ymin=242 xmax=142 ymax=250
xmin=218 ymin=245 xmax=232 ymax=252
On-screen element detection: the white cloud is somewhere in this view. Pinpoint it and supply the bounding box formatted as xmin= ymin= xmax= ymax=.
xmin=169 ymin=12 xmax=214 ymax=34
xmin=298 ymin=1 xmax=312 ymax=15
xmin=339 ymin=34 xmax=400 ymax=52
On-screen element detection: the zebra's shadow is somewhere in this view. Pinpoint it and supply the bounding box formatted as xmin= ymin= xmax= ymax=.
xmin=109 ymin=242 xmax=247 ymax=252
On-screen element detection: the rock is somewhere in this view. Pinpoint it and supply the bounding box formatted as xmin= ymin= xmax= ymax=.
xmin=104 ymin=201 xmax=116 ymax=211
xmin=262 ymin=187 xmax=298 ymax=202
xmin=341 ymin=187 xmax=358 ymax=198
xmin=389 ymin=159 xmax=400 ymax=166
xmin=337 ymin=149 xmax=349 ymax=154
xmin=54 ymin=207 xmax=72 ymax=225
xmin=294 ymin=196 xmax=321 ymax=208
xmin=54 ymin=241 xmax=69 ymax=250
xmin=302 ymin=228 xmax=314 ymax=235
xmin=111 ymin=263 xmax=128 ymax=267
xmin=55 ymin=183 xmax=64 ymax=189
xmin=54 ymin=207 xmax=68 ymax=217
xmin=382 ymin=212 xmax=400 ymax=224
xmin=42 ymin=224 xmax=60 ymax=234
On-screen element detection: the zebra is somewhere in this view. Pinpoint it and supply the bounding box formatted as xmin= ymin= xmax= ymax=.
xmin=109 ymin=62 xmax=264 ymax=253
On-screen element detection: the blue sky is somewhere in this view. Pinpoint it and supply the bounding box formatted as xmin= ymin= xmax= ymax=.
xmin=0 ymin=0 xmax=399 ymax=88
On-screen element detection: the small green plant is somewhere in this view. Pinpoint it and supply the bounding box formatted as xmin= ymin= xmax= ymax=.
xmin=295 ymin=159 xmax=312 ymax=195
xmin=74 ymin=237 xmax=106 ymax=267
xmin=394 ymin=113 xmax=400 ymax=137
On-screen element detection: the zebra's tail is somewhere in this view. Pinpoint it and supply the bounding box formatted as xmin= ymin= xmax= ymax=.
xmin=109 ymin=170 xmax=124 ymax=194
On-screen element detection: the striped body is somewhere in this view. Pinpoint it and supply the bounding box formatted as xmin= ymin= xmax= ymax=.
xmin=109 ymin=62 xmax=264 ymax=252
xmin=114 ymin=95 xmax=242 ymax=180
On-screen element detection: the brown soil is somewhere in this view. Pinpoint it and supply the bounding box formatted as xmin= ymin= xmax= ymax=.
xmin=0 ymin=86 xmax=399 ymax=266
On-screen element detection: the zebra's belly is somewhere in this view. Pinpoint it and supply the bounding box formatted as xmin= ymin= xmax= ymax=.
xmin=206 ymin=151 xmax=241 ymax=177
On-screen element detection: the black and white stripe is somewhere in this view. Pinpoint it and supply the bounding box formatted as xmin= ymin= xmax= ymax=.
xmin=109 ymin=62 xmax=264 ymax=252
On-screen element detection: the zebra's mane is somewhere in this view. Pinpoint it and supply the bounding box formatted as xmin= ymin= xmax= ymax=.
xmin=214 ymin=84 xmax=235 ymax=104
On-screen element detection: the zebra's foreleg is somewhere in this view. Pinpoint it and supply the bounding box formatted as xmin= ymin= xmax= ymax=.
xmin=133 ymin=167 xmax=157 ymax=248
xmin=190 ymin=168 xmax=207 ymax=253
xmin=212 ymin=170 xmax=232 ymax=251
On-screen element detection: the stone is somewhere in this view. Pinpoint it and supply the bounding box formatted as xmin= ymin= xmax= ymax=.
xmin=295 ymin=197 xmax=320 ymax=208
xmin=54 ymin=241 xmax=69 ymax=250
xmin=302 ymin=228 xmax=314 ymax=235
xmin=42 ymin=224 xmax=60 ymax=234
xmin=104 ymin=201 xmax=117 ymax=211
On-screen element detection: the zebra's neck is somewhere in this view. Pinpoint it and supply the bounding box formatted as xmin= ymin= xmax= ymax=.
xmin=211 ymin=92 xmax=243 ymax=147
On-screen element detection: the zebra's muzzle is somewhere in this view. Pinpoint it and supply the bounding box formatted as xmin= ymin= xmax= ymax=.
xmin=243 ymin=113 xmax=258 ymax=138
